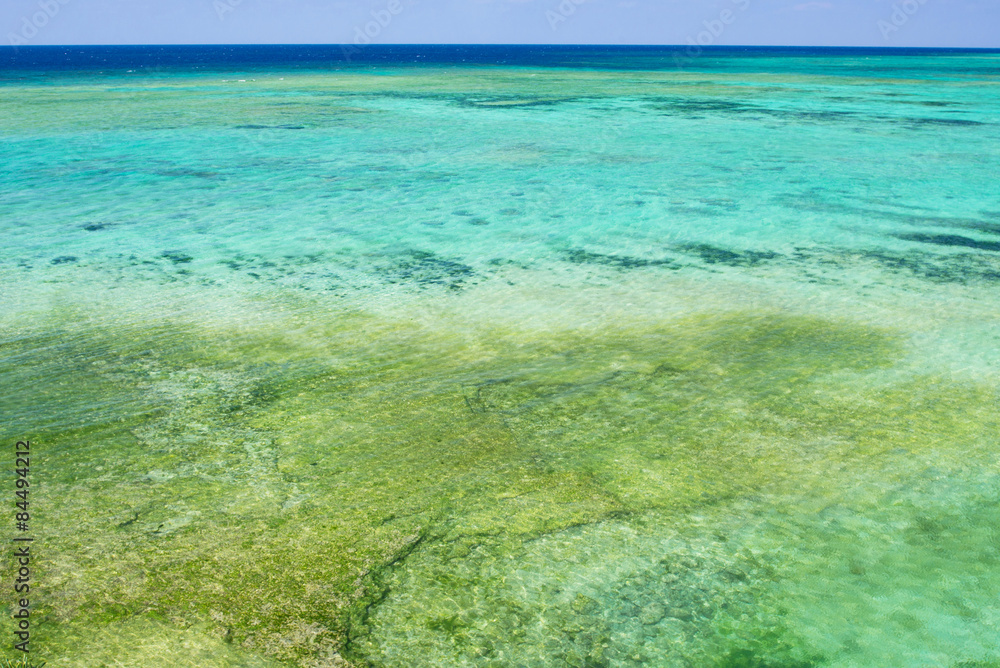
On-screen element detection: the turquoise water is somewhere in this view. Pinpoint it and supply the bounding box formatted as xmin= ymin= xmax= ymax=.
xmin=1 ymin=47 xmax=999 ymax=667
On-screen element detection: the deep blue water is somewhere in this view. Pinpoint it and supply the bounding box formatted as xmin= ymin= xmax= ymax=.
xmin=2 ymin=44 xmax=999 ymax=76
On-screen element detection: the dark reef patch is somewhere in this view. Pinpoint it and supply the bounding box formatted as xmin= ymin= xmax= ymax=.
xmin=652 ymin=98 xmax=857 ymax=125
xmin=814 ymin=248 xmax=1000 ymax=285
xmin=564 ymin=248 xmax=678 ymax=270
xmin=51 ymin=255 xmax=78 ymax=265
xmin=459 ymin=96 xmax=577 ymax=109
xmin=154 ymin=168 xmax=221 ymax=178
xmin=893 ymin=216 xmax=1000 ymax=236
xmin=900 ymin=117 xmax=984 ymax=128
xmin=382 ymin=250 xmax=475 ymax=290
xmin=655 ymin=99 xmax=759 ymax=115
xmin=771 ymin=192 xmax=868 ymax=216
xmin=212 ymin=251 xmax=344 ymax=290
xmin=669 ymin=198 xmax=741 ymax=217
xmin=967 ymin=216 xmax=1000 ymax=235
xmin=679 ymin=244 xmax=780 ymax=267
xmin=234 ymin=124 xmax=307 ymax=130
xmin=773 ymin=194 xmax=1000 ymax=236
xmin=161 ymin=251 xmax=194 ymax=264
xmin=699 ymin=197 xmax=740 ymax=212
xmin=651 ymin=98 xmax=986 ymax=131
xmin=895 ymin=234 xmax=1000 ymax=253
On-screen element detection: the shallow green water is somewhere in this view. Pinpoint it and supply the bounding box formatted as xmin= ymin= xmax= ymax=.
xmin=1 ymin=49 xmax=999 ymax=667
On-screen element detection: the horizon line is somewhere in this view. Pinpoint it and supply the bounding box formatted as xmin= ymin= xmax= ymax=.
xmin=3 ymin=43 xmax=1000 ymax=50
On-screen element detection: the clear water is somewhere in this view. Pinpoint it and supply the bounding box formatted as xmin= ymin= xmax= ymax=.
xmin=1 ymin=46 xmax=999 ymax=667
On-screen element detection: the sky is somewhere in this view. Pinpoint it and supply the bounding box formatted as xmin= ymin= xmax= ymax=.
xmin=2 ymin=0 xmax=998 ymax=48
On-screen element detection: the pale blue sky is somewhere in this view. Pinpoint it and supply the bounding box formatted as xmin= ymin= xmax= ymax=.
xmin=3 ymin=0 xmax=998 ymax=47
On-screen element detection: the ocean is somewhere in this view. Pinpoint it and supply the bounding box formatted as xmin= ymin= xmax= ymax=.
xmin=1 ymin=45 xmax=999 ymax=667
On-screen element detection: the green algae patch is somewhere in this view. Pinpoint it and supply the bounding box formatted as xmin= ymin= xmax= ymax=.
xmin=0 ymin=658 xmax=47 ymax=668
xmin=38 ymin=615 xmax=282 ymax=668
xmin=334 ymin=314 xmax=998 ymax=666
xmin=3 ymin=304 xmax=998 ymax=667
xmin=357 ymin=363 xmax=1000 ymax=666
